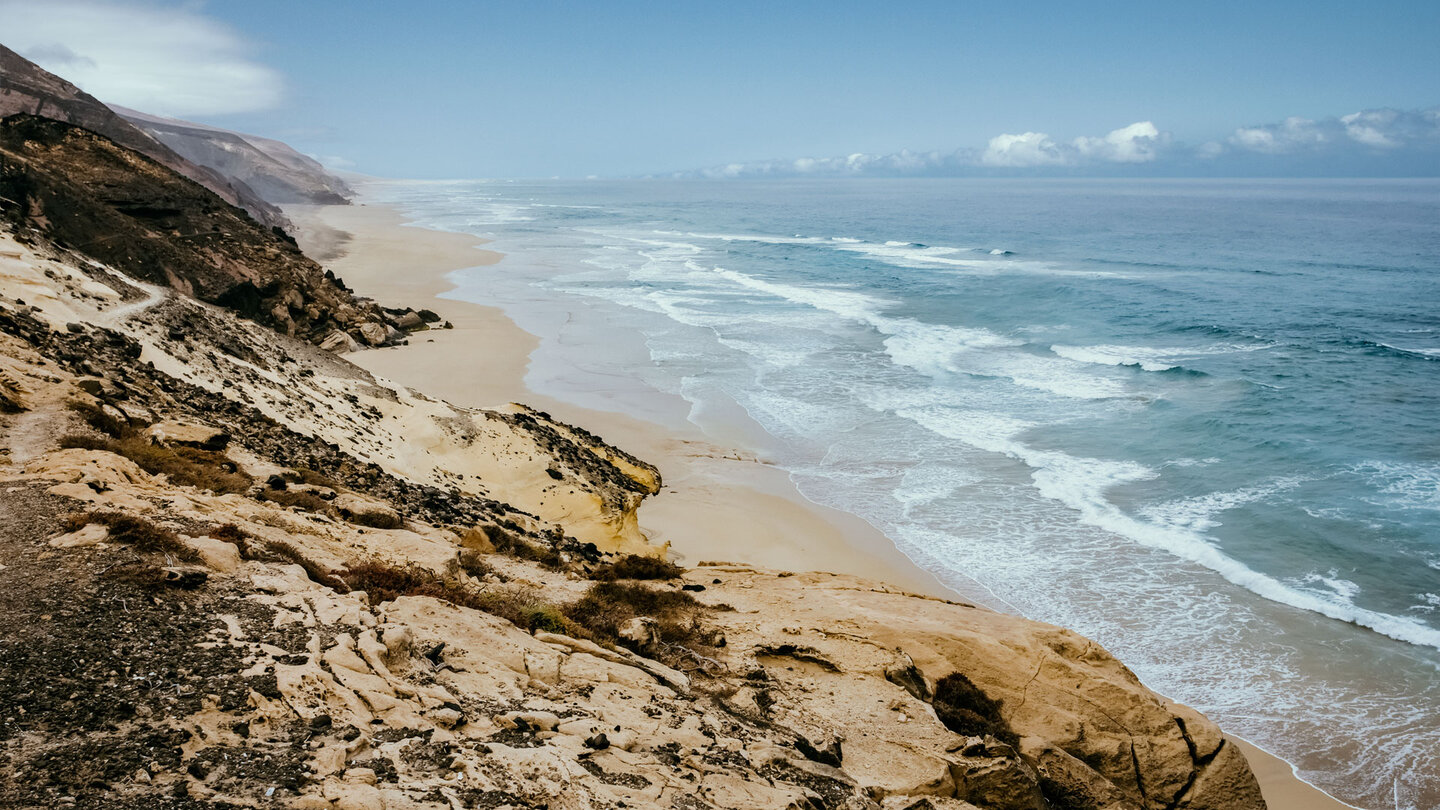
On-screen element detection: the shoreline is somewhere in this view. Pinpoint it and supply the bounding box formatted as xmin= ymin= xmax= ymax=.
xmin=286 ymin=202 xmax=952 ymax=600
xmin=285 ymin=199 xmax=1358 ymax=810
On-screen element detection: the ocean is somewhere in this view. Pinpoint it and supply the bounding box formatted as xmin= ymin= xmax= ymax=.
xmin=366 ymin=177 xmax=1440 ymax=809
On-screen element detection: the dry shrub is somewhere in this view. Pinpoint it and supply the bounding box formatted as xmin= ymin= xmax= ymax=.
xmin=250 ymin=539 xmax=349 ymax=592
xmin=457 ymin=549 xmax=499 ymax=580
xmin=65 ymin=399 xmax=128 ymax=437
xmin=511 ymin=538 xmax=562 ymax=569
xmin=340 ymin=558 xmax=578 ymax=636
xmin=58 ymin=433 xmax=111 ymax=451
xmin=590 ymin=554 xmax=683 ymax=581
xmin=59 ymin=432 xmax=252 ymax=494
xmin=104 ymin=562 xmax=172 ymax=590
xmin=931 ymin=672 xmax=1018 ymax=747
xmin=345 ymin=509 xmax=403 ymax=530
xmin=564 ymin=582 xmax=710 ymax=662
xmin=284 ymin=468 xmax=337 ymax=488
xmin=62 ymin=510 xmax=198 ymax=561
xmin=338 ymin=559 xmax=433 ymax=604
xmin=468 ymin=524 xmax=564 ymax=569
xmin=207 ymin=523 xmax=253 ymax=557
xmin=257 ymin=488 xmax=333 ymax=513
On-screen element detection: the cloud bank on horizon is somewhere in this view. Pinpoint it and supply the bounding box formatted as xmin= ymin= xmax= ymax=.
xmin=687 ymin=108 xmax=1440 ymax=179
xmin=0 ymin=0 xmax=282 ymax=117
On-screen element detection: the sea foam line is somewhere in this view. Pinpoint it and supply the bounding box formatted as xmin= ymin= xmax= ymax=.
xmin=896 ymin=405 xmax=1440 ymax=652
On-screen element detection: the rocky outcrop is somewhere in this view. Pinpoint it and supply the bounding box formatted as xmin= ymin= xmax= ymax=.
xmin=0 ymin=114 xmax=406 ymax=346
xmin=0 ymin=226 xmax=659 ymax=552
xmin=0 ymin=42 xmax=289 ymax=229
xmin=114 ymin=105 xmax=353 ymax=205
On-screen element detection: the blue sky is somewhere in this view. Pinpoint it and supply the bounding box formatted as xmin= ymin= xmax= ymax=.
xmin=4 ymin=0 xmax=1439 ymax=177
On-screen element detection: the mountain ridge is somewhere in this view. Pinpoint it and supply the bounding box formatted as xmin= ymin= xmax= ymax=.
xmin=113 ymin=105 xmax=353 ymax=206
xmin=0 ymin=42 xmax=291 ymax=230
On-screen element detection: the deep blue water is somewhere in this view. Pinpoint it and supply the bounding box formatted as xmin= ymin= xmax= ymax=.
xmin=369 ymin=178 xmax=1440 ymax=809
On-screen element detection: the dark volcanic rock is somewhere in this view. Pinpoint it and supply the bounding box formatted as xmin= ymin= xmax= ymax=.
xmin=0 ymin=115 xmax=389 ymax=345
xmin=0 ymin=43 xmax=288 ymax=230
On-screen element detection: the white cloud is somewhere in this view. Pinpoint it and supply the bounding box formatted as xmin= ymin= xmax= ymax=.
xmin=1 ymin=0 xmax=283 ymax=116
xmin=1222 ymin=108 xmax=1440 ymax=156
xmin=682 ymin=107 xmax=1439 ymax=178
xmin=694 ymin=147 xmax=976 ymax=178
xmin=1229 ymin=116 xmax=1327 ymax=154
xmin=980 ymin=121 xmax=1165 ymax=167
xmin=1074 ymin=121 xmax=1164 ymax=163
xmin=980 ymin=131 xmax=1070 ymax=167
xmin=1341 ymin=110 xmax=1400 ymax=148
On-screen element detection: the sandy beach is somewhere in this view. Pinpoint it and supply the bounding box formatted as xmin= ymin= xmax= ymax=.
xmin=287 ymin=202 xmax=950 ymax=599
xmin=286 ymin=200 xmax=1357 ymax=810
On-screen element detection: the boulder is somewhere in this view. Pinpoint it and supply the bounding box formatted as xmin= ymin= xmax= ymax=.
xmin=146 ymin=420 xmax=230 ymax=451
xmin=393 ymin=311 xmax=426 ymax=331
xmin=320 ymin=330 xmax=360 ymax=354
xmin=948 ymin=747 xmax=1047 ymax=810
xmin=185 ymin=535 xmax=242 ymax=573
xmin=357 ymin=322 xmax=388 ymax=346
xmin=620 ymin=616 xmax=661 ymax=650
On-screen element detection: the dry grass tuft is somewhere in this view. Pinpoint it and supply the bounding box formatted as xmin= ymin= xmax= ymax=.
xmin=256 ymin=488 xmax=333 ymax=513
xmin=58 ymin=431 xmax=252 ymax=494
xmin=931 ymin=672 xmax=1019 ymax=747
xmin=340 ymin=558 xmax=580 ymax=636
xmin=61 ymin=510 xmax=198 ymax=561
xmin=283 ymin=468 xmax=338 ymax=488
xmin=590 ymin=554 xmax=683 ymax=581
xmin=563 ymin=581 xmax=716 ymax=669
xmin=344 ymin=508 xmax=404 ymax=530
xmin=457 ymin=549 xmax=500 ymax=580
xmin=249 ymin=539 xmax=349 ymax=592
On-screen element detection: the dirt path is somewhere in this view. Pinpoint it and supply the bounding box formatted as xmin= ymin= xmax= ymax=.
xmin=94 ymin=277 xmax=167 ymax=328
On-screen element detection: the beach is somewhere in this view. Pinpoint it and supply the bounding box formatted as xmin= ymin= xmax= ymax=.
xmin=286 ymin=198 xmax=1359 ymax=810
xmin=287 ymin=202 xmax=950 ymax=600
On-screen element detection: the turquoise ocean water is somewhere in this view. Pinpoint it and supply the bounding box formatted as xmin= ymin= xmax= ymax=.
xmin=368 ymin=178 xmax=1440 ymax=809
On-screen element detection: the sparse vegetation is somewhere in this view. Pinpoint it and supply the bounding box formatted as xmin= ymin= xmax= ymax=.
xmin=931 ymin=672 xmax=1018 ymax=747
xmin=207 ymin=523 xmax=254 ymax=557
xmin=564 ymin=581 xmax=713 ymax=667
xmin=590 ymin=553 xmax=683 ymax=581
xmin=60 ymin=510 xmax=198 ymax=561
xmin=65 ymin=399 xmax=127 ymax=437
xmin=257 ymin=488 xmax=333 ymax=513
xmin=457 ymin=549 xmax=498 ymax=580
xmin=249 ymin=539 xmax=349 ymax=592
xmin=58 ymin=430 xmax=253 ymax=494
xmin=345 ymin=508 xmax=404 ymax=530
xmin=339 ymin=558 xmax=582 ymax=637
xmin=282 ymin=468 xmax=338 ymax=488
xmin=480 ymin=524 xmax=564 ymax=568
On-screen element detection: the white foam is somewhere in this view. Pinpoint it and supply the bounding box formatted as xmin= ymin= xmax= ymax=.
xmin=1296 ymin=571 xmax=1362 ymax=601
xmin=1052 ymin=344 xmax=1177 ymax=371
xmin=1354 ymin=461 xmax=1440 ymax=512
xmin=1167 ymin=457 xmax=1223 ymax=467
xmin=700 ymin=265 xmax=1132 ymax=400
xmin=894 ymin=464 xmax=985 ymax=513
xmin=1378 ymin=342 xmax=1440 ymax=358
xmin=896 ymin=404 xmax=1440 ymax=651
xmin=1139 ymin=477 xmax=1307 ymax=533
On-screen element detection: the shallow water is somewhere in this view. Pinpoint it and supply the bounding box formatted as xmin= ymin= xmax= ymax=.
xmin=368 ymin=177 xmax=1440 ymax=809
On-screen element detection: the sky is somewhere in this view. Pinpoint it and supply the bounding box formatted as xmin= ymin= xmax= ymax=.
xmin=3 ymin=0 xmax=1439 ymax=178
